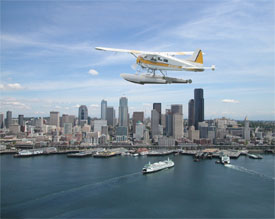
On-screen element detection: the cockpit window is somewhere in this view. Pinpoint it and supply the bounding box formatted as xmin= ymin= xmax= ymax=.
xmin=158 ymin=57 xmax=163 ymax=61
xmin=151 ymin=57 xmax=157 ymax=61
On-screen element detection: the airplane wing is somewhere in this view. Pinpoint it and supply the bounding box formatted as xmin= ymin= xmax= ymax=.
xmin=95 ymin=47 xmax=194 ymax=56
xmin=95 ymin=47 xmax=146 ymax=54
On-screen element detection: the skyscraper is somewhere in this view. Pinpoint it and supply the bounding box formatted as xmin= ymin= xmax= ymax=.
xmin=18 ymin=115 xmax=24 ymax=126
xmin=153 ymin=103 xmax=161 ymax=124
xmin=173 ymin=114 xmax=183 ymax=139
xmin=78 ymin=105 xmax=88 ymax=125
xmin=132 ymin=112 xmax=144 ymax=133
xmin=5 ymin=111 xmax=12 ymax=129
xmin=106 ymin=107 xmax=115 ymax=126
xmin=0 ymin=113 xmax=4 ymax=129
xmin=61 ymin=114 xmax=69 ymax=127
xmin=243 ymin=116 xmax=250 ymax=141
xmin=165 ymin=109 xmax=173 ymax=137
xmin=188 ymin=99 xmax=195 ymax=127
xmin=119 ymin=97 xmax=128 ymax=127
xmin=194 ymin=88 xmax=204 ymax=130
xmin=101 ymin=100 xmax=107 ymax=120
xmin=50 ymin=111 xmax=60 ymax=128
xmin=151 ymin=109 xmax=160 ymax=137
xmin=171 ymin=104 xmax=183 ymax=115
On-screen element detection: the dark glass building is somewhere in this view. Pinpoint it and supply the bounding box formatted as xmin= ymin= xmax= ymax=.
xmin=153 ymin=103 xmax=161 ymax=125
xmin=194 ymin=89 xmax=204 ymax=130
xmin=188 ymin=99 xmax=195 ymax=127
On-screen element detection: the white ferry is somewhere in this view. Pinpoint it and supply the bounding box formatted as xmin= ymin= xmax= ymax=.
xmin=221 ymin=155 xmax=230 ymax=164
xmin=142 ymin=158 xmax=174 ymax=174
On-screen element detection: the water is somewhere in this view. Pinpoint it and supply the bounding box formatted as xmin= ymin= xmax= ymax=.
xmin=1 ymin=154 xmax=274 ymax=218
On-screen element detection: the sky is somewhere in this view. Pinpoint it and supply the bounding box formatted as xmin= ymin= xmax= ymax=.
xmin=1 ymin=0 xmax=274 ymax=120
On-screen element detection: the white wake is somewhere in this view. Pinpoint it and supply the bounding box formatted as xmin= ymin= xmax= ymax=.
xmin=224 ymin=164 xmax=275 ymax=181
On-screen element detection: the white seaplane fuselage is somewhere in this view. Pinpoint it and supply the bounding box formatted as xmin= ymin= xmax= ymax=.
xmin=136 ymin=54 xmax=204 ymax=72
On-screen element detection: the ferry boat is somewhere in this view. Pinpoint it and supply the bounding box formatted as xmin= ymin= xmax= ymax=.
xmin=142 ymin=158 xmax=174 ymax=174
xmin=221 ymin=155 xmax=230 ymax=164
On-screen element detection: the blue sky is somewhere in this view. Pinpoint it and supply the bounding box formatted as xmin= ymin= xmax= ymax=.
xmin=1 ymin=0 xmax=274 ymax=120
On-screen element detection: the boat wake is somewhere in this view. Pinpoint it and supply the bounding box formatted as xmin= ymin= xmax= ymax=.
xmin=224 ymin=164 xmax=274 ymax=181
xmin=4 ymin=171 xmax=141 ymax=210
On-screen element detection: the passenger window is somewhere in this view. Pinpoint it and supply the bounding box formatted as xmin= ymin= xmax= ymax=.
xmin=164 ymin=59 xmax=168 ymax=63
xmin=158 ymin=57 xmax=163 ymax=61
xmin=151 ymin=57 xmax=157 ymax=61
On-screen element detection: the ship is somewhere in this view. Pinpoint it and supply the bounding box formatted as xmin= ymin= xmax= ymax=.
xmin=221 ymin=155 xmax=230 ymax=164
xmin=142 ymin=158 xmax=174 ymax=174
xmin=93 ymin=151 xmax=117 ymax=158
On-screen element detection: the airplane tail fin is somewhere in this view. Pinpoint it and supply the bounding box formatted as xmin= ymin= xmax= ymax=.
xmin=189 ymin=49 xmax=203 ymax=64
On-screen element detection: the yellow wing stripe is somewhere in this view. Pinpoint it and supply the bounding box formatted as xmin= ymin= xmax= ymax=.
xmin=137 ymin=57 xmax=182 ymax=69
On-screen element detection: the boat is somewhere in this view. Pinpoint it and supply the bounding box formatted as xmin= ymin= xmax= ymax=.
xmin=67 ymin=151 xmax=92 ymax=158
xmin=142 ymin=158 xmax=174 ymax=174
xmin=221 ymin=155 xmax=230 ymax=164
xmin=93 ymin=151 xmax=116 ymax=158
xmin=147 ymin=150 xmax=174 ymax=156
xmin=247 ymin=154 xmax=263 ymax=159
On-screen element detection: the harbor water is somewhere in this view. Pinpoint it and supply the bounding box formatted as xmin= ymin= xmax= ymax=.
xmin=1 ymin=154 xmax=274 ymax=218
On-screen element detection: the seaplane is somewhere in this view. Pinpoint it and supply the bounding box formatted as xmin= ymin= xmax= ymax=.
xmin=95 ymin=47 xmax=215 ymax=85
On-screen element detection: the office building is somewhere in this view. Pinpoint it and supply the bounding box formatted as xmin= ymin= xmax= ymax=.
xmin=5 ymin=111 xmax=12 ymax=129
xmin=132 ymin=112 xmax=144 ymax=133
xmin=61 ymin=114 xmax=69 ymax=127
xmin=165 ymin=110 xmax=173 ymax=137
xmin=188 ymin=99 xmax=195 ymax=127
xmin=35 ymin=117 xmax=43 ymax=128
xmin=68 ymin=115 xmax=76 ymax=126
xmin=101 ymin=100 xmax=107 ymax=120
xmin=50 ymin=111 xmax=60 ymax=128
xmin=116 ymin=126 xmax=128 ymax=142
xmin=118 ymin=97 xmax=128 ymax=127
xmin=106 ymin=107 xmax=115 ymax=126
xmin=78 ymin=105 xmax=88 ymax=125
xmin=153 ymin=103 xmax=161 ymax=124
xmin=0 ymin=113 xmax=4 ymax=129
xmin=135 ymin=121 xmax=144 ymax=141
xmin=198 ymin=121 xmax=208 ymax=139
xmin=18 ymin=115 xmax=24 ymax=126
xmin=194 ymin=88 xmax=204 ymax=129
xmin=188 ymin=126 xmax=200 ymax=141
xmin=151 ymin=109 xmax=160 ymax=137
xmin=243 ymin=116 xmax=250 ymax=141
xmin=173 ymin=114 xmax=183 ymax=139
xmin=94 ymin=120 xmax=107 ymax=133
xmin=171 ymin=104 xmax=183 ymax=115
xmin=64 ymin=123 xmax=72 ymax=135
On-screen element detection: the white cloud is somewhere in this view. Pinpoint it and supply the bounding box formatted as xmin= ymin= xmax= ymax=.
xmin=0 ymin=83 xmax=24 ymax=91
xmin=90 ymin=104 xmax=99 ymax=108
xmin=0 ymin=98 xmax=30 ymax=109
xmin=222 ymin=99 xmax=240 ymax=104
xmin=88 ymin=69 xmax=99 ymax=75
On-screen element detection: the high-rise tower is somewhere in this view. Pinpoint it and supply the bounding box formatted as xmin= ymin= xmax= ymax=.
xmin=243 ymin=116 xmax=250 ymax=141
xmin=50 ymin=111 xmax=60 ymax=128
xmin=188 ymin=99 xmax=195 ymax=127
xmin=78 ymin=105 xmax=88 ymax=125
xmin=119 ymin=97 xmax=128 ymax=127
xmin=101 ymin=100 xmax=107 ymax=120
xmin=6 ymin=111 xmax=12 ymax=129
xmin=153 ymin=103 xmax=161 ymax=125
xmin=194 ymin=88 xmax=204 ymax=130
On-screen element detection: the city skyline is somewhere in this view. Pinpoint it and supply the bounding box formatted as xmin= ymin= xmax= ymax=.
xmin=1 ymin=0 xmax=274 ymax=120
